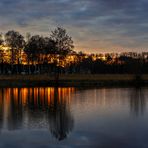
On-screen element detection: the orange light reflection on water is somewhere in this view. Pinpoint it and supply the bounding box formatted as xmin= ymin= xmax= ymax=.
xmin=0 ymin=87 xmax=75 ymax=110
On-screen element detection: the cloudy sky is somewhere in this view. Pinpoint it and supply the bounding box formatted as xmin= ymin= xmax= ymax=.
xmin=0 ymin=0 xmax=148 ymax=53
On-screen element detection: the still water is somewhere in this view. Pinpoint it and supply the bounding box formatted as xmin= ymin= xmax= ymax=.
xmin=0 ymin=87 xmax=147 ymax=148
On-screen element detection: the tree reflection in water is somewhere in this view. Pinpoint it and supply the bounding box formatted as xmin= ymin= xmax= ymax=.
xmin=0 ymin=87 xmax=75 ymax=140
xmin=130 ymin=87 xmax=146 ymax=116
xmin=48 ymin=87 xmax=74 ymax=141
xmin=7 ymin=88 xmax=23 ymax=130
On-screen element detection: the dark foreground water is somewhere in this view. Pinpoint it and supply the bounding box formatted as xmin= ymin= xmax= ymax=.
xmin=0 ymin=87 xmax=148 ymax=148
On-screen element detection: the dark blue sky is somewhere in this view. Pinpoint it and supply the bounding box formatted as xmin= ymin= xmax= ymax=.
xmin=0 ymin=0 xmax=148 ymax=53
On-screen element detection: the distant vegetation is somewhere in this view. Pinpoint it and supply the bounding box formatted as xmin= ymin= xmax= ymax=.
xmin=0 ymin=27 xmax=148 ymax=75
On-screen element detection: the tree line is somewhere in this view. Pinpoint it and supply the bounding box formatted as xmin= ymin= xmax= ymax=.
xmin=0 ymin=27 xmax=148 ymax=75
xmin=0 ymin=27 xmax=74 ymax=74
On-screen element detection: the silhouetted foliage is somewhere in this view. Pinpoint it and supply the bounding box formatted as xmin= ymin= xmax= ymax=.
xmin=5 ymin=30 xmax=25 ymax=73
xmin=0 ymin=28 xmax=147 ymax=75
xmin=51 ymin=27 xmax=74 ymax=56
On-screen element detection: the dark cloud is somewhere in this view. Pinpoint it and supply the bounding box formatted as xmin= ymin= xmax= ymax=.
xmin=0 ymin=0 xmax=148 ymax=52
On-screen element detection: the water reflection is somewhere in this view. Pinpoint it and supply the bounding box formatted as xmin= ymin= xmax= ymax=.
xmin=48 ymin=88 xmax=74 ymax=140
xmin=130 ymin=87 xmax=146 ymax=116
xmin=0 ymin=87 xmax=75 ymax=140
xmin=0 ymin=87 xmax=147 ymax=147
xmin=8 ymin=88 xmax=23 ymax=130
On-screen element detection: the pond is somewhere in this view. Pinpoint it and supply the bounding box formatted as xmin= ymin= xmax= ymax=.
xmin=0 ymin=87 xmax=147 ymax=148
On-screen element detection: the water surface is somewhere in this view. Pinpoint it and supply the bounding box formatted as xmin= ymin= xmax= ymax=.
xmin=0 ymin=87 xmax=147 ymax=148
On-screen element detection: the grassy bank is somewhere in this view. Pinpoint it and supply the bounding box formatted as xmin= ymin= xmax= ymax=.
xmin=0 ymin=74 xmax=148 ymax=87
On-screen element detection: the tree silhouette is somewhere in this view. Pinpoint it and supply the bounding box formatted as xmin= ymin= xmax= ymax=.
xmin=50 ymin=27 xmax=74 ymax=82
xmin=24 ymin=35 xmax=56 ymax=74
xmin=0 ymin=29 xmax=146 ymax=75
xmin=51 ymin=27 xmax=74 ymax=56
xmin=5 ymin=31 xmax=25 ymax=74
xmin=41 ymin=37 xmax=57 ymax=74
xmin=24 ymin=35 xmax=44 ymax=73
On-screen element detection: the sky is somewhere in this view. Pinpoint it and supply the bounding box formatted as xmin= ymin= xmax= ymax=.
xmin=0 ymin=0 xmax=148 ymax=53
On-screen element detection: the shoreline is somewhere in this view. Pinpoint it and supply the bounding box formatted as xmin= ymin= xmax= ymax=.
xmin=0 ymin=74 xmax=148 ymax=87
